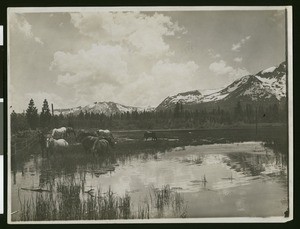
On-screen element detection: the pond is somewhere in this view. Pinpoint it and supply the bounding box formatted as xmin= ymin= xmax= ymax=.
xmin=10 ymin=133 xmax=288 ymax=221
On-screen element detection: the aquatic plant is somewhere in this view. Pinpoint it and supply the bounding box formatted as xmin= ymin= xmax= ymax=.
xmin=18 ymin=179 xmax=187 ymax=221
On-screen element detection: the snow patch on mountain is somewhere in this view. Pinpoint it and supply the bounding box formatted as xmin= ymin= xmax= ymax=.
xmin=262 ymin=66 xmax=276 ymax=74
xmin=157 ymin=90 xmax=204 ymax=109
xmin=242 ymin=81 xmax=270 ymax=100
xmin=255 ymin=74 xmax=286 ymax=100
xmin=170 ymin=93 xmax=203 ymax=104
xmin=202 ymin=91 xmax=229 ymax=102
xmin=200 ymin=88 xmax=224 ymax=96
xmin=201 ymin=76 xmax=251 ymax=103
xmin=227 ymin=76 xmax=251 ymax=93
xmin=116 ymin=103 xmax=134 ymax=113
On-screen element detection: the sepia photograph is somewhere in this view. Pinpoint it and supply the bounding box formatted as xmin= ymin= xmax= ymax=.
xmin=7 ymin=6 xmax=293 ymax=223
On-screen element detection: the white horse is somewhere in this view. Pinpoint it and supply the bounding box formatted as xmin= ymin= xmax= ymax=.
xmin=46 ymin=137 xmax=68 ymax=153
xmin=96 ymin=129 xmax=111 ymax=136
xmin=52 ymin=127 xmax=67 ymax=139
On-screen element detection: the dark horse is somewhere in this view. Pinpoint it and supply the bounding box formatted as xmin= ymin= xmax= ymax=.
xmin=66 ymin=127 xmax=76 ymax=138
xmin=76 ymin=129 xmax=97 ymax=143
xmin=81 ymin=136 xmax=99 ymax=154
xmin=144 ymin=131 xmax=157 ymax=141
xmin=78 ymin=129 xmax=115 ymax=156
xmin=92 ymin=138 xmax=111 ymax=156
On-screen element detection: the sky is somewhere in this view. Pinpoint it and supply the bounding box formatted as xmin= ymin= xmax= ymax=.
xmin=8 ymin=8 xmax=287 ymax=113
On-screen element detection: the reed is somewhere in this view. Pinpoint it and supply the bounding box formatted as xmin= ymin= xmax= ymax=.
xmin=19 ymin=178 xmax=187 ymax=221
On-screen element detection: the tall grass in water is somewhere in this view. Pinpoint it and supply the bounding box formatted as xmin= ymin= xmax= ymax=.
xmin=56 ymin=178 xmax=82 ymax=220
xmin=20 ymin=192 xmax=58 ymax=221
xmin=153 ymin=185 xmax=171 ymax=210
xmin=137 ymin=202 xmax=150 ymax=219
xmin=19 ymin=178 xmax=187 ymax=221
xmin=148 ymin=184 xmax=187 ymax=218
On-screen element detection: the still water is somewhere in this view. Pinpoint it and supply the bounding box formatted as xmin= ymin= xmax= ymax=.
xmin=11 ymin=141 xmax=288 ymax=220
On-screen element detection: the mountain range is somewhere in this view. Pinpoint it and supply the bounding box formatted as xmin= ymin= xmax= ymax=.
xmin=54 ymin=101 xmax=155 ymax=116
xmin=156 ymin=61 xmax=286 ymax=111
xmin=54 ymin=61 xmax=287 ymax=116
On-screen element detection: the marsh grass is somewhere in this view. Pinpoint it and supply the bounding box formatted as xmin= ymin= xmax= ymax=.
xmin=181 ymin=156 xmax=203 ymax=165
xmin=172 ymin=192 xmax=187 ymax=218
xmin=19 ymin=177 xmax=187 ymax=221
xmin=137 ymin=202 xmax=150 ymax=219
xmin=153 ymin=185 xmax=171 ymax=210
xmin=147 ymin=184 xmax=187 ymax=218
xmin=193 ymin=156 xmax=203 ymax=165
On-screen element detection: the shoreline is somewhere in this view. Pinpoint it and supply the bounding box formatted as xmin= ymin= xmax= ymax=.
xmin=111 ymin=123 xmax=287 ymax=133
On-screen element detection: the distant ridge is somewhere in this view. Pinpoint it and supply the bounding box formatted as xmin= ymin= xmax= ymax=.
xmin=54 ymin=101 xmax=155 ymax=116
xmin=156 ymin=61 xmax=286 ymax=111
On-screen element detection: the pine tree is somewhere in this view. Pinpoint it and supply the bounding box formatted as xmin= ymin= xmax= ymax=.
xmin=11 ymin=111 xmax=29 ymax=133
xmin=78 ymin=110 xmax=84 ymax=120
xmin=26 ymin=99 xmax=39 ymax=129
xmin=11 ymin=110 xmax=18 ymax=132
xmin=234 ymin=101 xmax=243 ymax=121
xmin=180 ymin=103 xmax=183 ymax=114
xmin=40 ymin=99 xmax=51 ymax=128
xmin=174 ymin=102 xmax=180 ymax=118
xmin=272 ymin=103 xmax=279 ymax=122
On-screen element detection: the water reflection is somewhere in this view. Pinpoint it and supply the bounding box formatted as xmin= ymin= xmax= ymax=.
xmin=11 ymin=141 xmax=288 ymax=221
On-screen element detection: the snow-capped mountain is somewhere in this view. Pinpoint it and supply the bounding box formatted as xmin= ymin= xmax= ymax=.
xmin=156 ymin=90 xmax=204 ymax=109
xmin=156 ymin=61 xmax=286 ymax=110
xmin=54 ymin=101 xmax=155 ymax=116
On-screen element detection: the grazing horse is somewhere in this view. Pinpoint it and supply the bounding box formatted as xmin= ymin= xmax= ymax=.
xmin=81 ymin=135 xmax=113 ymax=157
xmin=81 ymin=136 xmax=99 ymax=154
xmin=92 ymin=138 xmax=110 ymax=156
xmin=144 ymin=131 xmax=157 ymax=141
xmin=66 ymin=127 xmax=76 ymax=137
xmin=96 ymin=129 xmax=116 ymax=146
xmin=46 ymin=137 xmax=69 ymax=153
xmin=96 ymin=129 xmax=111 ymax=136
xmin=52 ymin=127 xmax=67 ymax=139
xmin=76 ymin=129 xmax=97 ymax=143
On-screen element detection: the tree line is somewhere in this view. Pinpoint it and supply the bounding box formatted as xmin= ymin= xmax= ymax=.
xmin=10 ymin=99 xmax=287 ymax=133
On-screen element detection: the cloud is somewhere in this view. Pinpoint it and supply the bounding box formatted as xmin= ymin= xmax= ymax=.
xmin=209 ymin=60 xmax=249 ymax=82
xmin=48 ymin=12 xmax=199 ymax=108
xmin=50 ymin=42 xmax=199 ymax=107
xmin=209 ymin=60 xmax=233 ymax=75
xmin=119 ymin=59 xmax=199 ymax=107
xmin=208 ymin=49 xmax=221 ymax=59
xmin=70 ymin=12 xmax=184 ymax=57
xmin=233 ymin=57 xmax=243 ymax=63
xmin=231 ymin=35 xmax=251 ymax=52
xmin=51 ymin=44 xmax=129 ymax=87
xmin=9 ymin=14 xmax=44 ymax=45
xmin=34 ymin=37 xmax=44 ymax=45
